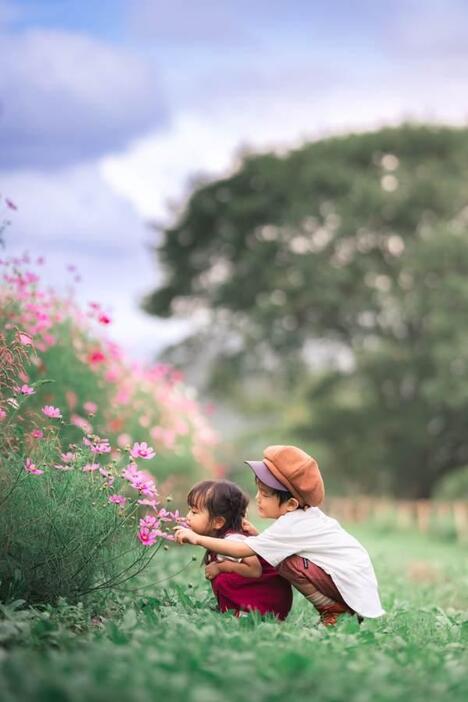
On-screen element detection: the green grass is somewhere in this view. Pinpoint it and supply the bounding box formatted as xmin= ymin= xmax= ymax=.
xmin=0 ymin=525 xmax=467 ymax=702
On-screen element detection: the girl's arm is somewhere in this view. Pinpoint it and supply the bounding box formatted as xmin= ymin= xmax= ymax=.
xmin=205 ymin=555 xmax=262 ymax=580
xmin=174 ymin=527 xmax=256 ymax=559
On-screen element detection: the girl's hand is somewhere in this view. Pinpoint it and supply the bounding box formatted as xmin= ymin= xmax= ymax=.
xmin=242 ymin=518 xmax=259 ymax=536
xmin=205 ymin=562 xmax=220 ymax=581
xmin=174 ymin=526 xmax=198 ymax=545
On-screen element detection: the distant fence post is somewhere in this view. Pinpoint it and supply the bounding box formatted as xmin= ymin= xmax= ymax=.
xmin=324 ymin=496 xmax=468 ymax=542
xmin=453 ymin=501 xmax=468 ymax=543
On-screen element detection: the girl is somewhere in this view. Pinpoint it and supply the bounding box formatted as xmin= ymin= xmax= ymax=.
xmin=186 ymin=479 xmax=292 ymax=620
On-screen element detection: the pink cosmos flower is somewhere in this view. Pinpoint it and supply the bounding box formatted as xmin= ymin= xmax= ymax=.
xmin=91 ymin=440 xmax=111 ymax=454
xmin=124 ymin=468 xmax=157 ymax=498
xmin=24 ymin=458 xmax=44 ymax=475
xmin=17 ymin=332 xmax=33 ymax=346
xmin=122 ymin=462 xmax=138 ymax=480
xmin=98 ymin=314 xmax=111 ymax=325
xmin=130 ymin=442 xmax=156 ymax=460
xmin=71 ymin=414 xmax=92 ymax=433
xmin=18 ymin=384 xmax=35 ymax=395
xmin=65 ymin=390 xmax=77 ymax=409
xmin=140 ymin=514 xmax=159 ymax=529
xmin=158 ymin=508 xmax=174 ymax=523
xmin=137 ymin=498 xmax=159 ymax=509
xmin=104 ymin=369 xmax=119 ymax=383
xmin=83 ymin=436 xmax=111 ymax=454
xmin=61 ymin=452 xmax=76 ymax=463
xmin=0 ymin=408 xmax=6 ymax=421
xmin=137 ymin=526 xmax=158 ymax=547
xmin=117 ymin=433 xmax=131 ymax=448
xmin=99 ymin=467 xmax=115 ymax=487
xmin=150 ymin=426 xmax=176 ymax=450
xmin=42 ymin=405 xmax=62 ymax=419
xmin=88 ymin=350 xmax=106 ymax=365
xmin=83 ymin=401 xmax=97 ymax=414
xmin=31 ymin=429 xmax=44 ymax=439
xmin=82 ymin=463 xmax=100 ymax=472
xmin=109 ymin=495 xmax=127 ymax=506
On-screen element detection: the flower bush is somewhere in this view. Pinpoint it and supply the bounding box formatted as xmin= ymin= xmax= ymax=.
xmin=0 ymin=249 xmax=218 ymax=603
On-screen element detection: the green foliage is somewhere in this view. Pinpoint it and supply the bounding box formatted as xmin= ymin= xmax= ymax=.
xmin=0 ymin=329 xmax=169 ymax=606
xmin=145 ymin=124 xmax=468 ymax=497
xmin=0 ymin=529 xmax=467 ymax=702
xmin=434 ymin=466 xmax=468 ymax=500
xmin=0 ymin=445 xmax=157 ymax=604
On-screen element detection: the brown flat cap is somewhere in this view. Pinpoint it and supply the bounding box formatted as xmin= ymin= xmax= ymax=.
xmin=258 ymin=445 xmax=324 ymax=507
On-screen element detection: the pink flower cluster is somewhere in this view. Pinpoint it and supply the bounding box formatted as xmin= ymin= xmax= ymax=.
xmin=83 ymin=436 xmax=111 ymax=454
xmin=1 ymin=254 xmax=219 ymax=554
xmin=122 ymin=463 xmax=158 ymax=499
xmin=1 ymin=254 xmax=218 ymax=476
xmin=137 ymin=510 xmax=186 ymax=546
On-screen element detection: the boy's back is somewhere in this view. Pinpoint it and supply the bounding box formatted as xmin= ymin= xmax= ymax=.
xmin=245 ymin=507 xmax=384 ymax=618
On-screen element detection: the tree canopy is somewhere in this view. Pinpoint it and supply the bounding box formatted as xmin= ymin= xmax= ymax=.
xmin=144 ymin=125 xmax=468 ymax=497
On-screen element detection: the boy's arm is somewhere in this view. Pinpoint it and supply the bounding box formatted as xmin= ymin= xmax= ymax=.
xmin=206 ymin=555 xmax=262 ymax=580
xmin=174 ymin=527 xmax=256 ymax=558
xmin=242 ymin=518 xmax=259 ymax=536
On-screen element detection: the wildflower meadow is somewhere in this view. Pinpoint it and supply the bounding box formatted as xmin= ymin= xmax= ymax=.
xmin=0 ymin=216 xmax=218 ymax=605
xmin=1 ymin=196 xmax=467 ymax=702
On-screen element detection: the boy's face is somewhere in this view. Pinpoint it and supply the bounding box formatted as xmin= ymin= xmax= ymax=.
xmin=255 ymin=480 xmax=298 ymax=519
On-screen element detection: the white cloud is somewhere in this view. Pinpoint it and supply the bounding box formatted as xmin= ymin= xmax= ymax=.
xmin=101 ymin=67 xmax=468 ymax=223
xmin=0 ymin=29 xmax=167 ymax=168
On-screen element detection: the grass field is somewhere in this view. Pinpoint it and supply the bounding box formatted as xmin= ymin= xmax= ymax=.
xmin=0 ymin=525 xmax=467 ymax=702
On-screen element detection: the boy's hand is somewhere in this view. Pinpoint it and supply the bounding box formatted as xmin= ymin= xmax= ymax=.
xmin=205 ymin=562 xmax=220 ymax=581
xmin=242 ymin=518 xmax=259 ymax=536
xmin=174 ymin=526 xmax=198 ymax=545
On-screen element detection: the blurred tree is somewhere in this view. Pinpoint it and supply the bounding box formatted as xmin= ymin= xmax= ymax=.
xmin=143 ymin=125 xmax=468 ymax=497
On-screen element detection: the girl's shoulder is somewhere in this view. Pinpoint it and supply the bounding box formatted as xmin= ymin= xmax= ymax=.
xmin=223 ymin=530 xmax=248 ymax=542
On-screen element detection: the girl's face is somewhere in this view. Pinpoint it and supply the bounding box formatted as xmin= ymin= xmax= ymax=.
xmin=187 ymin=503 xmax=223 ymax=536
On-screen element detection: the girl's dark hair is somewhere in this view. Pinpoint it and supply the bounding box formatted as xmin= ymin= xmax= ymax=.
xmin=187 ymin=480 xmax=250 ymax=566
xmin=187 ymin=479 xmax=249 ymax=538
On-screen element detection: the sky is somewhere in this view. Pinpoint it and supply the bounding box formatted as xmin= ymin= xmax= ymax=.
xmin=1 ymin=0 xmax=468 ymax=360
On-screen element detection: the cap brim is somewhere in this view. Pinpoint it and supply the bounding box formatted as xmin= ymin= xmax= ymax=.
xmin=244 ymin=460 xmax=289 ymax=492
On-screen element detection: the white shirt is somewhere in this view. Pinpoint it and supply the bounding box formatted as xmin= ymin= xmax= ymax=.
xmin=245 ymin=508 xmax=384 ymax=618
xmin=216 ymin=532 xmax=247 ymax=563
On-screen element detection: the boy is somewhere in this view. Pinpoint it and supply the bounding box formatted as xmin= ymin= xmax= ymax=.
xmin=175 ymin=445 xmax=384 ymax=625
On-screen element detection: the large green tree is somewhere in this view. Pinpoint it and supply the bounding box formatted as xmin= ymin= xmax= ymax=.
xmin=144 ymin=125 xmax=468 ymax=497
